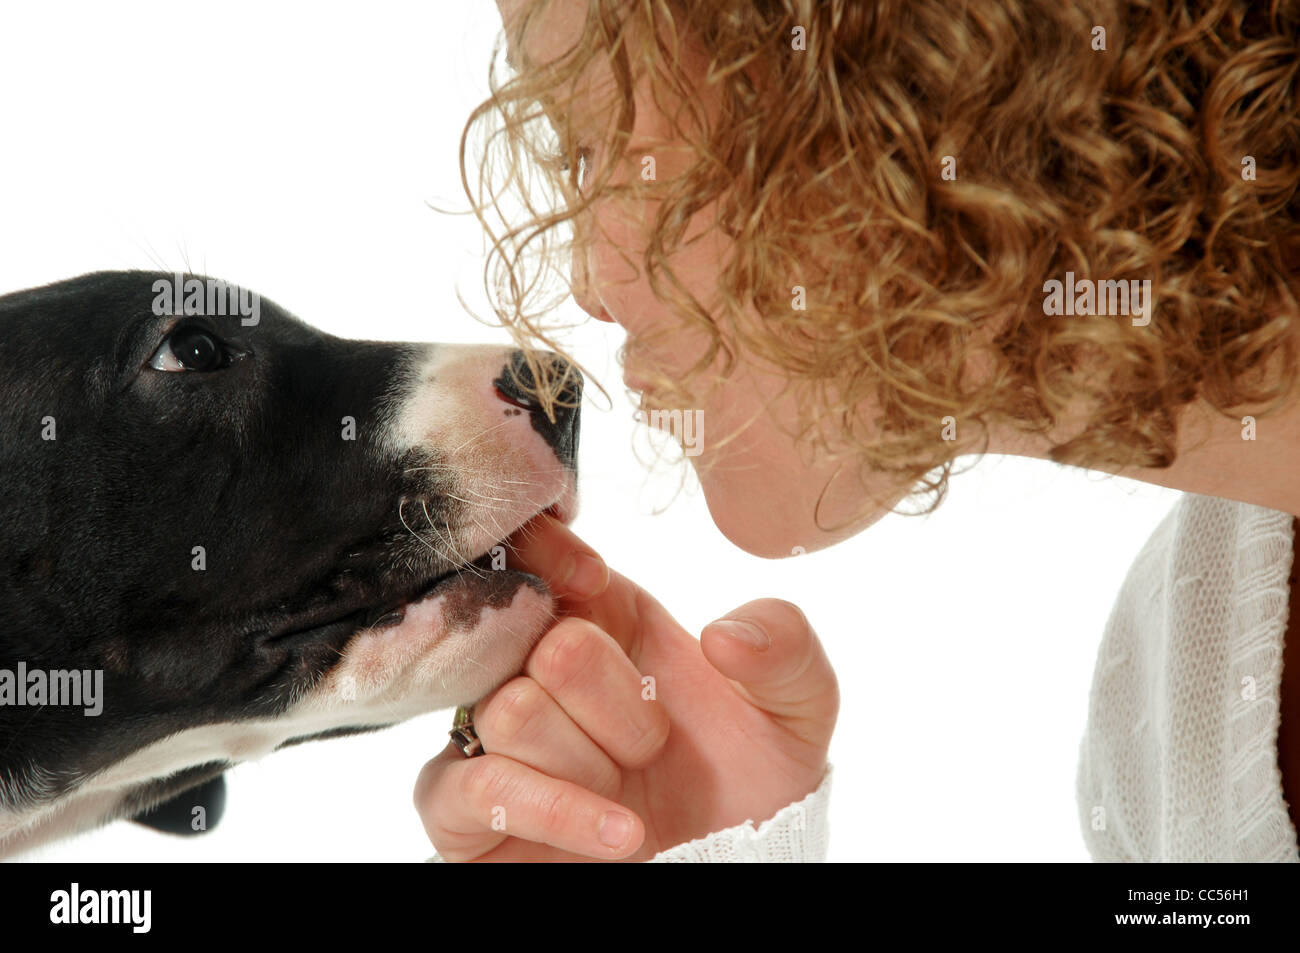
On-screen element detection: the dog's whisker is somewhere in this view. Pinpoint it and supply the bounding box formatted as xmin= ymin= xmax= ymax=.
xmin=449 ymin=420 xmax=514 ymax=455
xmin=463 ymin=487 xmax=522 ymax=506
xmin=399 ymin=499 xmax=459 ymax=567
xmin=420 ymin=501 xmax=491 ymax=580
xmin=443 ymin=493 xmax=510 ymax=515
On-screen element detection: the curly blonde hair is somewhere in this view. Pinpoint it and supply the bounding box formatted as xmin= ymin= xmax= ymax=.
xmin=460 ymin=0 xmax=1300 ymax=514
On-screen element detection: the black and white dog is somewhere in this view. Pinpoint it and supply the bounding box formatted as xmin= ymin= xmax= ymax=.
xmin=0 ymin=271 xmax=580 ymax=857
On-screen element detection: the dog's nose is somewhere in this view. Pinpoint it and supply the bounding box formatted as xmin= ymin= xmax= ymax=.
xmin=494 ymin=350 xmax=582 ymax=470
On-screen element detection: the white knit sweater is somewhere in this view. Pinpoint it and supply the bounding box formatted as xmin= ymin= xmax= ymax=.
xmin=1076 ymin=493 xmax=1299 ymax=861
xmin=647 ymin=764 xmax=832 ymax=862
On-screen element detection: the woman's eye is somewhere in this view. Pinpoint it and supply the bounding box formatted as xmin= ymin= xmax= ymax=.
xmin=558 ymin=146 xmax=592 ymax=190
xmin=147 ymin=323 xmax=234 ymax=373
xmin=573 ymin=149 xmax=591 ymax=188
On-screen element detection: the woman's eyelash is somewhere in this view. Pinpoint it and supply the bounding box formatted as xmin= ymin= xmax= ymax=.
xmin=542 ymin=135 xmax=591 ymax=185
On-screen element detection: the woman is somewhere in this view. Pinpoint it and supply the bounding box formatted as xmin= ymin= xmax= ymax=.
xmin=413 ymin=0 xmax=1300 ymax=861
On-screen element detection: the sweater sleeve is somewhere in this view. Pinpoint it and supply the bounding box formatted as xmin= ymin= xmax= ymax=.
xmin=425 ymin=763 xmax=834 ymax=863
xmin=647 ymin=763 xmax=833 ymax=863
xmin=1075 ymin=495 xmax=1300 ymax=861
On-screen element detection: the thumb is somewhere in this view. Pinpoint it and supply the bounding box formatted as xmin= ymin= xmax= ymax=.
xmin=699 ymin=598 xmax=839 ymax=751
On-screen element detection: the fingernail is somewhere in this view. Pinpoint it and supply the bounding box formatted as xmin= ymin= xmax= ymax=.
xmin=708 ymin=619 xmax=770 ymax=650
xmin=598 ymin=811 xmax=633 ymax=848
xmin=560 ymin=552 xmax=608 ymax=598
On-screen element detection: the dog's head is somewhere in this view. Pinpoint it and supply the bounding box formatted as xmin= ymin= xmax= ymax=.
xmin=0 ymin=270 xmax=581 ymax=852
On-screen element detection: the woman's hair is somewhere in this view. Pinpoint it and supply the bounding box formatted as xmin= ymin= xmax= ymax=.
xmin=461 ymin=0 xmax=1300 ymax=516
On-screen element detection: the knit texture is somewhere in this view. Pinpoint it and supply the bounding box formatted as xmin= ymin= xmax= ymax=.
xmin=648 ymin=764 xmax=832 ymax=863
xmin=425 ymin=763 xmax=832 ymax=863
xmin=1076 ymin=493 xmax=1299 ymax=861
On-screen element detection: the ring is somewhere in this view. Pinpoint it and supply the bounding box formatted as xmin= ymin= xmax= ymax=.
xmin=449 ymin=705 xmax=484 ymax=758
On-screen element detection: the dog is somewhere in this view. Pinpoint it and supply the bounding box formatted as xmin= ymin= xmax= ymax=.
xmin=0 ymin=270 xmax=581 ymax=856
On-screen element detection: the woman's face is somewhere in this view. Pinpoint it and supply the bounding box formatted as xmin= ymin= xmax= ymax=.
xmin=497 ymin=0 xmax=899 ymax=556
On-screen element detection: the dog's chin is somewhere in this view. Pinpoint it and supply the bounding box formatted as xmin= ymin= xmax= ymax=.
xmin=275 ymin=490 xmax=576 ymax=719
xmin=318 ymin=563 xmax=554 ymax=714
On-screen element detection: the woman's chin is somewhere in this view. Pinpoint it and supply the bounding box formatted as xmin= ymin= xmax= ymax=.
xmin=701 ymin=484 xmax=811 ymax=558
xmin=700 ymin=474 xmax=884 ymax=558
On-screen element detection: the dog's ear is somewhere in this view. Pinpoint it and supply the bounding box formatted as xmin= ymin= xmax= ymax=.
xmin=131 ymin=772 xmax=227 ymax=837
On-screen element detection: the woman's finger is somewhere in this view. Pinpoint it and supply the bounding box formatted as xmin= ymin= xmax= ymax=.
xmin=414 ymin=746 xmax=644 ymax=861
xmin=506 ymin=514 xmax=646 ymax=653
xmin=523 ymin=616 xmax=671 ymax=770
xmin=700 ymin=598 xmax=840 ymax=751
xmin=508 ymin=512 xmax=609 ymax=599
xmin=473 ymin=674 xmax=625 ymax=801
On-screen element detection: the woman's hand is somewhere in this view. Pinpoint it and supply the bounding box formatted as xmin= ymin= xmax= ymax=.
xmin=413 ymin=514 xmax=839 ymax=861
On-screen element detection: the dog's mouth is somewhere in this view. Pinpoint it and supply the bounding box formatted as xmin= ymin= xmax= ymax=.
xmin=356 ymin=542 xmax=525 ymax=634
xmin=264 ymin=501 xmax=569 ymax=654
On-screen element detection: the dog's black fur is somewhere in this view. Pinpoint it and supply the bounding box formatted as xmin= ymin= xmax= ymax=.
xmin=0 ymin=271 xmax=579 ymax=851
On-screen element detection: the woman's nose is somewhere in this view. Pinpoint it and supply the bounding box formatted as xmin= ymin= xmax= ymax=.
xmin=570 ymin=243 xmax=614 ymax=323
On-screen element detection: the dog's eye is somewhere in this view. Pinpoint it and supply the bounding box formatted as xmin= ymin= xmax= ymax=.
xmin=148 ymin=323 xmax=235 ymax=373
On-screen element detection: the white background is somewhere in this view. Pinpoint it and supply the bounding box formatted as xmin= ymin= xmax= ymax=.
xmin=2 ymin=1 xmax=1181 ymax=862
